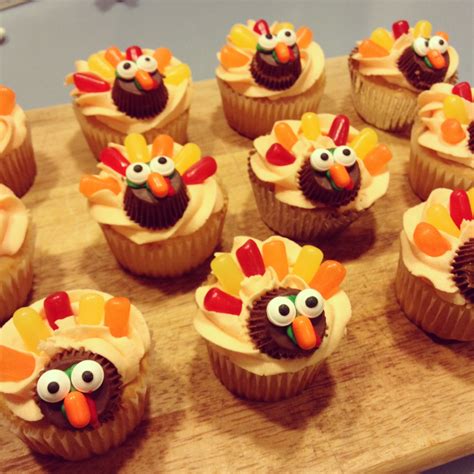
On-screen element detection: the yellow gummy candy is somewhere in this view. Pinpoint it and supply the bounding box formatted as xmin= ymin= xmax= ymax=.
xmin=211 ymin=254 xmax=244 ymax=296
xmin=274 ymin=22 xmax=295 ymax=33
xmin=413 ymin=20 xmax=432 ymax=38
xmin=78 ymin=293 xmax=105 ymax=325
xmin=443 ymin=95 xmax=469 ymax=125
xmin=125 ymin=133 xmax=150 ymax=163
xmin=229 ymin=24 xmax=257 ymax=49
xmin=292 ymin=245 xmax=323 ymax=283
xmin=13 ymin=308 xmax=51 ymax=353
xmin=174 ymin=143 xmax=201 ymax=174
xmin=370 ymin=28 xmax=394 ymax=51
xmin=163 ymin=64 xmax=191 ymax=86
xmin=426 ymin=204 xmax=461 ymax=237
xmin=350 ymin=128 xmax=378 ymax=159
xmin=88 ymin=53 xmax=115 ymax=81
xmin=301 ymin=112 xmax=321 ymax=140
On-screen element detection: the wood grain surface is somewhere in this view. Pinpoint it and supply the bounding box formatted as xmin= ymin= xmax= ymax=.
xmin=0 ymin=56 xmax=473 ymax=473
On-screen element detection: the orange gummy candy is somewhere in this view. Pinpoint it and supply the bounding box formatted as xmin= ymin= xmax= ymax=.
xmin=79 ymin=175 xmax=121 ymax=197
xmin=152 ymin=134 xmax=174 ymax=157
xmin=296 ymin=27 xmax=313 ymax=49
xmin=274 ymin=122 xmax=298 ymax=151
xmin=359 ymin=39 xmax=389 ymax=58
xmin=262 ymin=240 xmax=288 ymax=280
xmin=441 ymin=119 xmax=466 ymax=144
xmin=154 ymin=47 xmax=172 ymax=74
xmin=0 ymin=345 xmax=35 ymax=382
xmin=310 ymin=260 xmax=346 ymax=299
xmin=105 ymin=297 xmax=131 ymax=338
xmin=220 ymin=45 xmax=249 ymax=68
xmin=0 ymin=85 xmax=16 ymax=115
xmin=364 ymin=144 xmax=393 ymax=175
xmin=414 ymin=222 xmax=451 ymax=257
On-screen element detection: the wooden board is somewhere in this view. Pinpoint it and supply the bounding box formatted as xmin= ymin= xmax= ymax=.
xmin=1 ymin=56 xmax=473 ymax=473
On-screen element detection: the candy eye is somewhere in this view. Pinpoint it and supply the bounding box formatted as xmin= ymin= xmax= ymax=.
xmin=116 ymin=60 xmax=138 ymax=80
xmin=295 ymin=289 xmax=324 ymax=318
xmin=266 ymin=296 xmax=296 ymax=327
xmin=277 ymin=29 xmax=297 ymax=46
xmin=149 ymin=155 xmax=175 ymax=176
xmin=310 ymin=148 xmax=334 ymax=172
xmin=429 ymin=35 xmax=448 ymax=54
xmin=71 ymin=360 xmax=104 ymax=393
xmin=37 ymin=369 xmax=71 ymax=403
xmin=126 ymin=162 xmax=150 ymax=185
xmin=258 ymin=33 xmax=278 ymax=51
xmin=136 ymin=55 xmax=158 ymax=73
xmin=413 ymin=37 xmax=429 ymax=56
xmin=333 ymin=146 xmax=357 ymax=167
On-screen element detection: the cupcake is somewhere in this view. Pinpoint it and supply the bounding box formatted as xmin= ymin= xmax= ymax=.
xmin=349 ymin=19 xmax=458 ymax=134
xmin=66 ymin=45 xmax=192 ymax=159
xmin=216 ymin=19 xmax=325 ymax=139
xmin=395 ymin=188 xmax=474 ymax=340
xmin=249 ymin=113 xmax=392 ymax=241
xmin=0 ymin=289 xmax=151 ymax=460
xmin=80 ymin=133 xmax=227 ymax=277
xmin=409 ymin=81 xmax=474 ymax=199
xmin=0 ymin=185 xmax=34 ymax=323
xmin=194 ymin=235 xmax=351 ymax=401
xmin=0 ymin=85 xmax=36 ymax=196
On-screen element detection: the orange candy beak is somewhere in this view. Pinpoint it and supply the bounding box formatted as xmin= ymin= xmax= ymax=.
xmin=147 ymin=172 xmax=169 ymax=198
xmin=427 ymin=49 xmax=446 ymax=69
xmin=275 ymin=42 xmax=291 ymax=63
xmin=63 ymin=391 xmax=91 ymax=429
xmin=135 ymin=69 xmax=158 ymax=91
xmin=329 ymin=164 xmax=352 ymax=189
xmin=292 ymin=316 xmax=318 ymax=350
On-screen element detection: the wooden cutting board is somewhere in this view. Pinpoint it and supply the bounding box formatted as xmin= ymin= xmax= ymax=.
xmin=0 ymin=56 xmax=473 ymax=473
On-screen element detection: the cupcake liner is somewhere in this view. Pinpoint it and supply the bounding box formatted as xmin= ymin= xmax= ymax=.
xmin=0 ymin=126 xmax=36 ymax=197
xmin=249 ymin=165 xmax=362 ymax=241
xmin=73 ymin=103 xmax=189 ymax=160
xmin=206 ymin=342 xmax=324 ymax=402
xmin=0 ymin=226 xmax=35 ymax=324
xmin=1 ymin=357 xmax=149 ymax=461
xmin=395 ymin=254 xmax=474 ymax=341
xmin=409 ymin=119 xmax=474 ymax=200
xmin=217 ymin=71 xmax=325 ymax=139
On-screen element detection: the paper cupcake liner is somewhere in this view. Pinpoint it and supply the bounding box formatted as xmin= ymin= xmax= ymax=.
xmin=409 ymin=119 xmax=474 ymax=200
xmin=249 ymin=165 xmax=362 ymax=241
xmin=1 ymin=357 xmax=149 ymax=461
xmin=395 ymin=254 xmax=474 ymax=341
xmin=0 ymin=126 xmax=36 ymax=197
xmin=73 ymin=103 xmax=189 ymax=160
xmin=206 ymin=342 xmax=323 ymax=402
xmin=0 ymin=226 xmax=35 ymax=324
xmin=217 ymin=71 xmax=325 ymax=139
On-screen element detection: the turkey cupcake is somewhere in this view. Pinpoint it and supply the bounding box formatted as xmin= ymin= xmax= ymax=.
xmin=0 ymin=86 xmax=36 ymax=196
xmin=216 ymin=19 xmax=325 ymax=139
xmin=249 ymin=113 xmax=392 ymax=241
xmin=409 ymin=82 xmax=474 ymax=199
xmin=80 ymin=133 xmax=227 ymax=277
xmin=0 ymin=185 xmax=34 ymax=323
xmin=349 ymin=20 xmax=458 ymax=134
xmin=0 ymin=289 xmax=150 ymax=460
xmin=66 ymin=45 xmax=191 ymax=159
xmin=396 ymin=188 xmax=474 ymax=340
xmin=194 ymin=235 xmax=351 ymax=401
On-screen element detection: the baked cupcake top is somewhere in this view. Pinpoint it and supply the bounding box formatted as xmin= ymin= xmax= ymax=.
xmin=350 ymin=20 xmax=458 ymax=92
xmin=194 ymin=236 xmax=351 ymax=376
xmin=0 ymin=184 xmax=28 ymax=256
xmin=401 ymin=187 xmax=474 ymax=306
xmin=80 ymin=133 xmax=224 ymax=244
xmin=417 ymin=82 xmax=474 ymax=167
xmin=0 ymin=86 xmax=27 ymax=156
xmin=0 ymin=289 xmax=150 ymax=429
xmin=66 ymin=45 xmax=191 ymax=134
xmin=216 ymin=19 xmax=324 ymax=99
xmin=250 ymin=113 xmax=391 ymax=210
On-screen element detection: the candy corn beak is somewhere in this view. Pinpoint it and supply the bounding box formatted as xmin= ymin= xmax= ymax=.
xmin=63 ymin=391 xmax=91 ymax=429
xmin=427 ymin=50 xmax=446 ymax=69
xmin=292 ymin=316 xmax=318 ymax=350
xmin=135 ymin=69 xmax=158 ymax=90
xmin=329 ymin=164 xmax=352 ymax=189
xmin=275 ymin=42 xmax=291 ymax=63
xmin=147 ymin=172 xmax=169 ymax=198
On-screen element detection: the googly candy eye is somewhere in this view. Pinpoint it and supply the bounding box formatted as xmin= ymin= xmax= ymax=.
xmin=277 ymin=29 xmax=297 ymax=46
xmin=116 ymin=60 xmax=138 ymax=80
xmin=37 ymin=369 xmax=71 ymax=403
xmin=266 ymin=296 xmax=296 ymax=327
xmin=126 ymin=162 xmax=150 ymax=185
xmin=71 ymin=360 xmax=105 ymax=393
xmin=149 ymin=155 xmax=175 ymax=176
xmin=429 ymin=35 xmax=448 ymax=54
xmin=413 ymin=37 xmax=429 ymax=56
xmin=136 ymin=54 xmax=158 ymax=73
xmin=333 ymin=146 xmax=357 ymax=167
xmin=258 ymin=33 xmax=278 ymax=51
xmin=310 ymin=148 xmax=335 ymax=172
xmin=295 ymin=289 xmax=325 ymax=318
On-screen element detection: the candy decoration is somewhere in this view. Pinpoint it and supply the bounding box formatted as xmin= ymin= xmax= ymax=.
xmin=358 ymin=39 xmax=389 ymax=58
xmin=262 ymin=240 xmax=288 ymax=280
xmin=147 ymin=173 xmax=169 ymax=197
xmin=236 ymin=239 xmax=265 ymax=277
xmin=392 ymin=20 xmax=409 ymax=39
xmin=275 ymin=42 xmax=291 ymax=63
xmin=301 ymin=112 xmax=321 ymax=140
xmin=296 ymin=27 xmax=312 ymax=49
xmin=413 ymin=222 xmax=451 ymax=256
xmin=174 ymin=143 xmax=201 ymax=174
xmin=100 ymin=147 xmax=129 ymax=175
xmin=204 ymin=288 xmax=242 ymax=315
xmin=135 ymin=69 xmax=157 ymax=91
xmin=292 ymin=246 xmax=323 ymax=283
xmin=125 ymin=133 xmax=150 ymax=163
xmin=329 ymin=164 xmax=351 ymax=188
xmin=220 ymin=45 xmax=250 ymax=68
xmin=443 ymin=96 xmax=469 ymax=124
xmin=349 ymin=127 xmax=378 ymax=159
xmin=253 ymin=19 xmax=271 ymax=36
xmin=450 ymin=189 xmax=472 ymax=228
xmin=13 ymin=308 xmax=51 ymax=353
xmin=452 ymin=82 xmax=473 ymax=102
xmin=274 ymin=122 xmax=298 ymax=151
xmin=370 ymin=28 xmax=394 ymax=51
xmin=435 ymin=31 xmax=449 ymax=41
xmin=0 ymin=346 xmax=35 ymax=382
xmin=78 ymin=293 xmax=105 ymax=325
xmin=274 ymin=22 xmax=295 ymax=33
xmin=413 ymin=20 xmax=432 ymax=38
xmin=363 ymin=144 xmax=392 ymax=175
xmin=79 ymin=175 xmax=121 ymax=198
xmin=44 ymin=292 xmax=74 ymax=330
xmin=229 ymin=24 xmax=257 ymax=50
xmin=163 ymin=64 xmax=191 ymax=86
xmin=153 ymin=47 xmax=172 ymax=74
xmin=104 ymin=297 xmax=130 ymax=337
xmin=73 ymin=72 xmax=111 ymax=93
xmin=86 ymin=396 xmax=100 ymax=429
xmin=426 ymin=204 xmax=460 ymax=237
xmin=426 ymin=50 xmax=446 ymax=70
xmin=310 ymin=260 xmax=346 ymax=299
xmin=441 ymin=118 xmax=466 ymax=144
xmin=211 ymin=254 xmax=244 ymax=296
xmin=327 ymin=115 xmax=350 ymax=146
xmin=104 ymin=46 xmax=124 ymax=67
xmin=152 ymin=134 xmax=174 ymax=158
xmin=0 ymin=85 xmax=16 ymax=115
xmin=87 ymin=53 xmax=115 ymax=81
xmin=182 ymin=156 xmax=217 ymax=185
xmin=126 ymin=45 xmax=143 ymax=62
xmin=292 ymin=316 xmax=317 ymax=350
xmin=265 ymin=143 xmax=296 ymax=166
xmin=64 ymin=392 xmax=91 ymax=429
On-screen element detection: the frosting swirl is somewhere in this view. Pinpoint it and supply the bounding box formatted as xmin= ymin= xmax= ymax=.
xmin=0 ymin=105 xmax=27 ymax=156
xmin=0 ymin=184 xmax=28 ymax=256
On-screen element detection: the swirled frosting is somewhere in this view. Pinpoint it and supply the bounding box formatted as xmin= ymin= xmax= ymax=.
xmin=216 ymin=20 xmax=324 ymax=100
xmin=0 ymin=289 xmax=151 ymax=421
xmin=250 ymin=114 xmax=390 ymax=211
xmin=194 ymin=236 xmax=351 ymax=376
xmin=417 ymin=83 xmax=474 ymax=167
xmin=0 ymin=184 xmax=28 ymax=256
xmin=0 ymin=105 xmax=27 ymax=156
